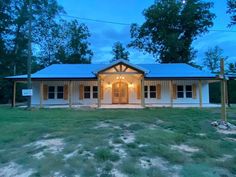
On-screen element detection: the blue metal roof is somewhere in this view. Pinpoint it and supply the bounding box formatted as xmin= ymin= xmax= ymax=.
xmin=6 ymin=61 xmax=216 ymax=80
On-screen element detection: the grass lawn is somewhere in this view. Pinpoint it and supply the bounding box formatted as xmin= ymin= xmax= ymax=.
xmin=0 ymin=106 xmax=236 ymax=177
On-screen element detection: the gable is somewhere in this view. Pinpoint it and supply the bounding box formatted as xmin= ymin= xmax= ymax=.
xmin=94 ymin=59 xmax=148 ymax=75
xmin=100 ymin=63 xmax=141 ymax=74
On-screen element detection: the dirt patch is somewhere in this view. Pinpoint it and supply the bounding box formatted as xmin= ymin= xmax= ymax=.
xmin=64 ymin=150 xmax=78 ymax=160
xmin=0 ymin=162 xmax=35 ymax=177
xmin=80 ymin=150 xmax=94 ymax=159
xmin=111 ymin=169 xmax=127 ymax=177
xmin=217 ymin=129 xmax=236 ymax=134
xmin=139 ymin=157 xmax=181 ymax=176
xmin=196 ymin=133 xmax=206 ymax=137
xmin=26 ymin=138 xmax=64 ymax=159
xmin=171 ymin=144 xmax=199 ymax=153
xmin=64 ymin=144 xmax=82 ymax=160
xmin=138 ymin=144 xmax=148 ymax=148
xmin=120 ymin=131 xmax=135 ymax=144
xmin=109 ymin=139 xmax=127 ymax=159
xmin=94 ymin=122 xmax=111 ymax=129
xmin=112 ymin=147 xmax=127 ymax=159
xmin=109 ymin=139 xmax=122 ymax=148
xmin=32 ymin=152 xmax=44 ymax=159
xmin=225 ymin=137 xmax=236 ymax=142
xmin=216 ymin=154 xmax=233 ymax=162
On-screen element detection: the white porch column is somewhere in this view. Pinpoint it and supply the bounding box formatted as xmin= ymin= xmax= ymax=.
xmin=141 ymin=75 xmax=145 ymax=107
xmin=98 ymin=76 xmax=101 ymax=108
xmin=12 ymin=81 xmax=16 ymax=107
xmin=198 ymin=80 xmax=202 ymax=108
xmin=40 ymin=81 xmax=43 ymax=108
xmin=169 ymin=80 xmax=173 ymax=107
xmin=69 ymin=81 xmax=72 ymax=108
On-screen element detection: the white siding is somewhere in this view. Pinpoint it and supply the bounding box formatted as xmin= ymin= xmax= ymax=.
xmin=144 ymin=80 xmax=210 ymax=106
xmin=31 ymin=79 xmax=210 ymax=107
xmin=31 ymin=81 xmax=98 ymax=106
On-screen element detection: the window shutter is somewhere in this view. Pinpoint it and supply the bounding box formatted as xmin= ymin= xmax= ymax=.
xmin=100 ymin=84 xmax=104 ymax=100
xmin=137 ymin=83 xmax=141 ymax=99
xmin=172 ymin=84 xmax=177 ymax=99
xmin=79 ymin=84 xmax=84 ymax=100
xmin=192 ymin=84 xmax=197 ymax=99
xmin=43 ymin=85 xmax=48 ymax=100
xmin=156 ymin=84 xmax=161 ymax=99
xmin=64 ymin=85 xmax=68 ymax=100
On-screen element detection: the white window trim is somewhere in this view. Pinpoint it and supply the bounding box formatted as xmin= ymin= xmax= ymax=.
xmin=84 ymin=86 xmax=91 ymax=99
xmin=83 ymin=85 xmax=98 ymax=99
xmin=92 ymin=86 xmax=98 ymax=99
xmin=144 ymin=85 xmax=157 ymax=99
xmin=149 ymin=85 xmax=157 ymax=99
xmin=48 ymin=86 xmax=64 ymax=100
xmin=177 ymin=85 xmax=193 ymax=99
xmin=185 ymin=85 xmax=193 ymax=98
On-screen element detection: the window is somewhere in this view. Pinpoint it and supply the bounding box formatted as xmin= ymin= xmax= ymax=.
xmin=185 ymin=85 xmax=192 ymax=98
xmin=177 ymin=85 xmax=184 ymax=98
xmin=84 ymin=86 xmax=91 ymax=99
xmin=48 ymin=86 xmax=55 ymax=99
xmin=57 ymin=86 xmax=64 ymax=99
xmin=144 ymin=86 xmax=148 ymax=98
xmin=149 ymin=85 xmax=156 ymax=98
xmin=93 ymin=86 xmax=98 ymax=98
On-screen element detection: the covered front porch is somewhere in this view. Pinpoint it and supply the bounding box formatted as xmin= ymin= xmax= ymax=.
xmin=96 ymin=61 xmax=146 ymax=107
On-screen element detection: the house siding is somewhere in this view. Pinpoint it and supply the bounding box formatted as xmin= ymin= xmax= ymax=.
xmin=31 ymin=79 xmax=210 ymax=107
xmin=144 ymin=80 xmax=209 ymax=106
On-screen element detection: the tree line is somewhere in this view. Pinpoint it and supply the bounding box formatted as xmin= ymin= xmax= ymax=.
xmin=0 ymin=0 xmax=236 ymax=103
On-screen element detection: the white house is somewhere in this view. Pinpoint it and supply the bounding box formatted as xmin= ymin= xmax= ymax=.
xmin=7 ymin=59 xmax=218 ymax=108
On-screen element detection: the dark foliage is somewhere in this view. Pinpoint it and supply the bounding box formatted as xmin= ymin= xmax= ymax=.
xmin=129 ymin=0 xmax=215 ymax=63
xmin=227 ymin=0 xmax=236 ymax=26
xmin=110 ymin=41 xmax=129 ymax=62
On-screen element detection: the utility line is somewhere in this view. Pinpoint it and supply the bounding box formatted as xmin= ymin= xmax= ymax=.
xmin=61 ymin=14 xmax=131 ymax=26
xmin=61 ymin=14 xmax=236 ymax=33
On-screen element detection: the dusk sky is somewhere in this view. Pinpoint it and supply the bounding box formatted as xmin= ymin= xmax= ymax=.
xmin=58 ymin=0 xmax=236 ymax=66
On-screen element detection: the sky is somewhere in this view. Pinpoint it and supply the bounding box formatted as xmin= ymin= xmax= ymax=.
xmin=58 ymin=0 xmax=236 ymax=65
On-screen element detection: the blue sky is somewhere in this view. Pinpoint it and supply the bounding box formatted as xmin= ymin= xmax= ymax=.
xmin=58 ymin=0 xmax=236 ymax=65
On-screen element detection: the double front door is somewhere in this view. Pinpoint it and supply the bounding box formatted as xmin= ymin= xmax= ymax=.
xmin=112 ymin=82 xmax=128 ymax=104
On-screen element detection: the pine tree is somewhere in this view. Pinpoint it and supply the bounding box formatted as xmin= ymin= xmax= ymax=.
xmin=110 ymin=42 xmax=129 ymax=63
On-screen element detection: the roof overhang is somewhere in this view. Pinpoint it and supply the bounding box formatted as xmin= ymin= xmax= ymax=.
xmin=145 ymin=77 xmax=217 ymax=80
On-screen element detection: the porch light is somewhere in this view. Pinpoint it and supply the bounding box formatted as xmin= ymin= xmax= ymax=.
xmin=107 ymin=82 xmax=111 ymax=88
xmin=116 ymin=76 xmax=125 ymax=80
xmin=129 ymin=82 xmax=134 ymax=88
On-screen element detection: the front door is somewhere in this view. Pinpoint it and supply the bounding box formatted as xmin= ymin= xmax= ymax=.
xmin=112 ymin=82 xmax=128 ymax=104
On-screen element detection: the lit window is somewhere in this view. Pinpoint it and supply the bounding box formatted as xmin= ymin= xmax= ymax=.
xmin=93 ymin=86 xmax=98 ymax=98
xmin=48 ymin=86 xmax=55 ymax=99
xmin=149 ymin=86 xmax=156 ymax=98
xmin=57 ymin=86 xmax=64 ymax=99
xmin=177 ymin=85 xmax=184 ymax=98
xmin=84 ymin=86 xmax=91 ymax=99
xmin=185 ymin=85 xmax=192 ymax=98
xmin=144 ymin=86 xmax=148 ymax=98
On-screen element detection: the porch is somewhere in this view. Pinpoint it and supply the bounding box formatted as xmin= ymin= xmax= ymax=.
xmin=11 ymin=78 xmax=210 ymax=108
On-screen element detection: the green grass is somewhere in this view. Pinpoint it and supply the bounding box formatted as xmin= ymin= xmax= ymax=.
xmin=0 ymin=105 xmax=236 ymax=176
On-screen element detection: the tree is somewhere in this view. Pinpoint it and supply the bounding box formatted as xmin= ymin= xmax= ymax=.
xmin=129 ymin=0 xmax=215 ymax=63
xmin=228 ymin=62 xmax=236 ymax=73
xmin=110 ymin=42 xmax=129 ymax=62
xmin=0 ymin=0 xmax=64 ymax=103
xmin=203 ymin=46 xmax=227 ymax=73
xmin=60 ymin=20 xmax=93 ymax=64
xmin=227 ymin=0 xmax=236 ymax=26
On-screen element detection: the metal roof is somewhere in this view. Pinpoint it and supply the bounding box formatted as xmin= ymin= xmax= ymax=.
xmin=6 ymin=60 xmax=216 ymax=80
